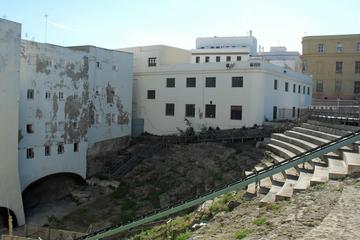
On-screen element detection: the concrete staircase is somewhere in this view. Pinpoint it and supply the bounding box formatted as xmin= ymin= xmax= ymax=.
xmin=246 ymin=120 xmax=360 ymax=204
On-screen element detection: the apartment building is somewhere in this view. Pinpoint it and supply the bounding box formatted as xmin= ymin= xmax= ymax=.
xmin=302 ymin=34 xmax=360 ymax=100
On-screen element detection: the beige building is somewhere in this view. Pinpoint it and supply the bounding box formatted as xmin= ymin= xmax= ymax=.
xmin=302 ymin=34 xmax=360 ymax=101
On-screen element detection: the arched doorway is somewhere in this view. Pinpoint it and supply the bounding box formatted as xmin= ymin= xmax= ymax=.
xmin=0 ymin=207 xmax=18 ymax=229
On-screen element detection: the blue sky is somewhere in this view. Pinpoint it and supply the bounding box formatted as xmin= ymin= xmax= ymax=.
xmin=1 ymin=0 xmax=360 ymax=53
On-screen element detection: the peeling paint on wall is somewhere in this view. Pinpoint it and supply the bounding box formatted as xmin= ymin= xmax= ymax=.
xmin=116 ymin=97 xmax=129 ymax=125
xmin=106 ymin=83 xmax=115 ymax=103
xmin=36 ymin=55 xmax=51 ymax=75
xmin=52 ymin=94 xmax=58 ymax=120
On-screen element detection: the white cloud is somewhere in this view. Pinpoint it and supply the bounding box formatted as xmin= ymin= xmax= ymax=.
xmin=49 ymin=21 xmax=75 ymax=31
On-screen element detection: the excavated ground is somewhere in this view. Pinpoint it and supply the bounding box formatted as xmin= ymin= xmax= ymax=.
xmin=46 ymin=140 xmax=265 ymax=232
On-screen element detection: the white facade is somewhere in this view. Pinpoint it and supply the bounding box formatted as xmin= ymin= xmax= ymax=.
xmin=258 ymin=46 xmax=302 ymax=72
xmin=0 ymin=19 xmax=25 ymax=225
xmin=127 ymin=46 xmax=312 ymax=135
xmin=19 ymin=42 xmax=133 ymax=191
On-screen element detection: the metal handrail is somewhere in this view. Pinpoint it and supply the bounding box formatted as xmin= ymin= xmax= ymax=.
xmin=78 ymin=129 xmax=360 ymax=240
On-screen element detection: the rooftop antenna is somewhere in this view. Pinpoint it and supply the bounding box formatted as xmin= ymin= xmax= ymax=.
xmin=44 ymin=14 xmax=48 ymax=43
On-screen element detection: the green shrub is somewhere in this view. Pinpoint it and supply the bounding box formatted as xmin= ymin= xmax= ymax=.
xmin=176 ymin=231 xmax=192 ymax=240
xmin=111 ymin=184 xmax=129 ymax=199
xmin=234 ymin=229 xmax=252 ymax=239
xmin=252 ymin=217 xmax=267 ymax=226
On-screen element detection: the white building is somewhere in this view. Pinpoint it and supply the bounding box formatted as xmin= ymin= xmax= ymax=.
xmin=0 ymin=19 xmax=25 ymax=226
xmin=0 ymin=18 xmax=133 ymax=226
xmin=122 ymin=44 xmax=312 ymax=136
xmin=258 ymin=46 xmax=302 ymax=72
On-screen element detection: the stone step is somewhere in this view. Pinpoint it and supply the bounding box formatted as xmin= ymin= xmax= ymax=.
xmin=260 ymin=184 xmax=282 ymax=204
xmin=307 ymin=120 xmax=360 ymax=132
xmin=328 ymin=158 xmax=348 ymax=179
xmin=292 ymin=127 xmax=340 ymax=141
xmin=267 ymin=143 xmax=295 ymax=159
xmin=271 ymin=133 xmax=317 ymax=150
xmin=310 ymin=165 xmax=329 ymax=185
xmin=259 ymin=177 xmax=272 ymax=192
xmin=270 ymin=138 xmax=306 ymax=155
xmin=265 ymin=152 xmax=299 ymax=177
xmin=293 ymin=171 xmax=313 ymax=192
xmin=245 ymin=171 xmax=257 ymax=196
xmin=343 ymin=151 xmax=360 ymax=174
xmin=275 ymin=178 xmax=298 ymax=200
xmin=301 ymin=122 xmax=351 ymax=137
xmin=285 ymin=130 xmax=329 ymax=146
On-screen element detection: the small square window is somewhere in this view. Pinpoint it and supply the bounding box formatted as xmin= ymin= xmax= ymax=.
xmin=226 ymin=56 xmax=231 ymax=62
xmin=206 ymin=77 xmax=216 ymax=88
xmin=318 ymin=43 xmax=325 ymax=53
xmin=26 ymin=124 xmax=34 ymax=134
xmin=58 ymin=143 xmax=64 ymax=154
xmin=336 ymin=43 xmax=343 ymax=53
xmin=45 ymin=91 xmax=51 ymax=100
xmin=232 ymin=76 xmax=243 ymax=87
xmin=74 ymin=142 xmax=79 ymax=152
xmin=205 ymin=56 xmax=210 ymax=63
xmin=205 ymin=104 xmax=216 ymax=118
xmin=355 ymin=61 xmax=360 ymax=73
xmin=236 ymin=56 xmax=242 ymax=61
xmin=45 ymin=122 xmax=52 ymax=133
xmin=274 ymin=79 xmax=278 ymax=90
xmin=195 ymin=56 xmax=200 ymax=63
xmin=292 ymin=107 xmax=296 ymax=118
xmin=307 ymin=87 xmax=310 ymax=95
xmin=336 ymin=61 xmax=343 ymax=73
xmin=165 ymin=103 xmax=175 ymax=116
xmin=45 ymin=145 xmax=51 ymax=156
xmin=147 ymin=90 xmax=156 ymax=99
xmin=216 ymin=56 xmax=221 ymax=62
xmin=285 ymin=82 xmax=289 ymax=92
xmin=230 ymin=105 xmax=242 ymax=120
xmin=303 ymin=85 xmax=306 ymax=94
xmin=316 ymin=81 xmax=323 ymax=92
xmin=293 ymin=84 xmax=296 ymax=93
xmin=357 ymin=42 xmax=360 ymax=52
xmin=26 ymin=148 xmax=34 ymax=159
xmin=59 ymin=92 xmax=64 ymax=100
xmin=166 ymin=78 xmax=175 ymax=88
xmin=27 ymin=89 xmax=34 ymax=99
xmin=354 ymin=81 xmax=360 ymax=93
xmin=298 ymin=85 xmax=301 ymax=93
xmin=112 ymin=65 xmax=118 ymax=71
xmin=148 ymin=57 xmax=156 ymax=67
xmin=96 ymin=61 xmax=101 ymax=68
xmin=186 ymin=78 xmax=196 ymax=88
xmin=185 ymin=104 xmax=195 ymax=117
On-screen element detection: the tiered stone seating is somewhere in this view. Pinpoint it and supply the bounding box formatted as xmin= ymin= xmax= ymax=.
xmin=245 ymin=121 xmax=360 ymax=204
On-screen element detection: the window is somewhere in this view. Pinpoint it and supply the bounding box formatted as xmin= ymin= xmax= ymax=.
xmin=285 ymin=82 xmax=289 ymax=92
xmin=232 ymin=76 xmax=243 ymax=87
xmin=206 ymin=77 xmax=216 ymax=87
xmin=336 ymin=61 xmax=343 ymax=73
xmin=148 ymin=57 xmax=156 ymax=67
xmin=112 ymin=65 xmax=118 ymax=71
xmin=293 ymin=84 xmax=296 ymax=93
xmin=216 ymin=56 xmax=221 ymax=62
xmin=307 ymin=87 xmax=310 ymax=95
xmin=205 ymin=104 xmax=216 ymax=118
xmin=230 ymin=105 xmax=242 ymax=120
xmin=58 ymin=143 xmax=64 ymax=154
xmin=45 ymin=122 xmax=52 ymax=133
xmin=96 ymin=61 xmax=101 ymax=68
xmin=74 ymin=142 xmax=79 ymax=152
xmin=58 ymin=92 xmax=64 ymax=100
xmin=45 ymin=91 xmax=51 ymax=100
xmin=336 ymin=43 xmax=343 ymax=53
xmin=316 ymin=80 xmax=323 ymax=92
xmin=45 ymin=145 xmax=51 ymax=156
xmin=185 ymin=104 xmax=195 ymax=117
xmin=195 ymin=56 xmax=200 ymax=63
xmin=26 ymin=124 xmax=34 ymax=133
xmin=355 ymin=61 xmax=360 ymax=73
xmin=236 ymin=56 xmax=242 ymax=61
xmin=166 ymin=78 xmax=175 ymax=88
xmin=165 ymin=103 xmax=175 ymax=116
xmin=274 ymin=79 xmax=278 ymax=90
xmin=205 ymin=56 xmax=210 ymax=63
xmin=26 ymin=148 xmax=34 ymax=159
xmin=354 ymin=81 xmax=360 ymax=94
xmin=298 ymin=85 xmax=301 ymax=93
xmin=226 ymin=56 xmax=231 ymax=62
xmin=292 ymin=107 xmax=296 ymax=118
xmin=318 ymin=43 xmax=325 ymax=53
xmin=357 ymin=42 xmax=360 ymax=52
xmin=303 ymin=86 xmax=306 ymax=94
xmin=111 ymin=114 xmax=116 ymax=123
xmin=27 ymin=89 xmax=34 ymax=99
xmin=273 ymin=106 xmax=277 ymax=120
xmin=186 ymin=78 xmax=196 ymax=88
xmin=335 ymin=80 xmax=341 ymax=93
xmin=147 ymin=90 xmax=156 ymax=99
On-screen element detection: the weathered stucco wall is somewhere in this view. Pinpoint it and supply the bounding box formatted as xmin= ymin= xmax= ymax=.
xmin=0 ymin=19 xmax=25 ymax=225
xmin=18 ymin=42 xmax=133 ymax=190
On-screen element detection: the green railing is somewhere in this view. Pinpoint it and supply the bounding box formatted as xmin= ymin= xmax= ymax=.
xmin=79 ymin=130 xmax=360 ymax=240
